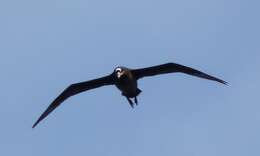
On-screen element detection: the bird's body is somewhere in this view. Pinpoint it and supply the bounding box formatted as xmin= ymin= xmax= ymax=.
xmin=33 ymin=62 xmax=227 ymax=128
xmin=114 ymin=67 xmax=141 ymax=98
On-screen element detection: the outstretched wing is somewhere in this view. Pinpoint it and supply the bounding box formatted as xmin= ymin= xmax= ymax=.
xmin=132 ymin=63 xmax=227 ymax=84
xmin=32 ymin=74 xmax=115 ymax=128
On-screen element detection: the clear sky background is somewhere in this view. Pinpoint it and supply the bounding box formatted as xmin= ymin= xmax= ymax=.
xmin=0 ymin=0 xmax=259 ymax=155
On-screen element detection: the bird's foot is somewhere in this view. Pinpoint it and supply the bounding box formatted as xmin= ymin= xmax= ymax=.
xmin=126 ymin=97 xmax=134 ymax=108
xmin=134 ymin=97 xmax=138 ymax=105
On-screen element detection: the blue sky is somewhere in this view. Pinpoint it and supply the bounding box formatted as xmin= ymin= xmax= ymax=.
xmin=0 ymin=0 xmax=260 ymax=155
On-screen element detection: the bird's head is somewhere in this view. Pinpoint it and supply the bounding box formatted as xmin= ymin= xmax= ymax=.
xmin=114 ymin=67 xmax=126 ymax=78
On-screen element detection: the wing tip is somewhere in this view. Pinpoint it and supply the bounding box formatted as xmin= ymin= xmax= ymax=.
xmin=32 ymin=120 xmax=39 ymax=129
xmin=32 ymin=115 xmax=45 ymax=128
xmin=218 ymin=79 xmax=228 ymax=85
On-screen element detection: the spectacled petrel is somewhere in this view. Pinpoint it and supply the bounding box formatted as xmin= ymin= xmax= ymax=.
xmin=32 ymin=63 xmax=227 ymax=128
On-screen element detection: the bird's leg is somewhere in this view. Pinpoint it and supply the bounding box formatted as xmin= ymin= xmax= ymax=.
xmin=134 ymin=97 xmax=138 ymax=105
xmin=126 ymin=97 xmax=134 ymax=108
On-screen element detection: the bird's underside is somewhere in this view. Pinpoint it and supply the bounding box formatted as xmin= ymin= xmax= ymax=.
xmin=32 ymin=62 xmax=227 ymax=128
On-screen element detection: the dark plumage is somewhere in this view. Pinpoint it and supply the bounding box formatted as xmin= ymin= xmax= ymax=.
xmin=32 ymin=63 xmax=227 ymax=128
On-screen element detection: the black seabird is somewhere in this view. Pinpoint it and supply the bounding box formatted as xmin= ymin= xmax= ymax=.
xmin=32 ymin=63 xmax=227 ymax=128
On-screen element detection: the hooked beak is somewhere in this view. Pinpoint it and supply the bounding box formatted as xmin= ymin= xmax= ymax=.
xmin=117 ymin=72 xmax=124 ymax=78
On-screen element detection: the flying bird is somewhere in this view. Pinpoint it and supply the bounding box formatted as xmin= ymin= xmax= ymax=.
xmin=32 ymin=63 xmax=227 ymax=128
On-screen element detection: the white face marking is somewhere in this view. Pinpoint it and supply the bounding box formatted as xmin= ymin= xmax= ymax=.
xmin=115 ymin=68 xmax=122 ymax=73
xmin=115 ymin=68 xmax=123 ymax=78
